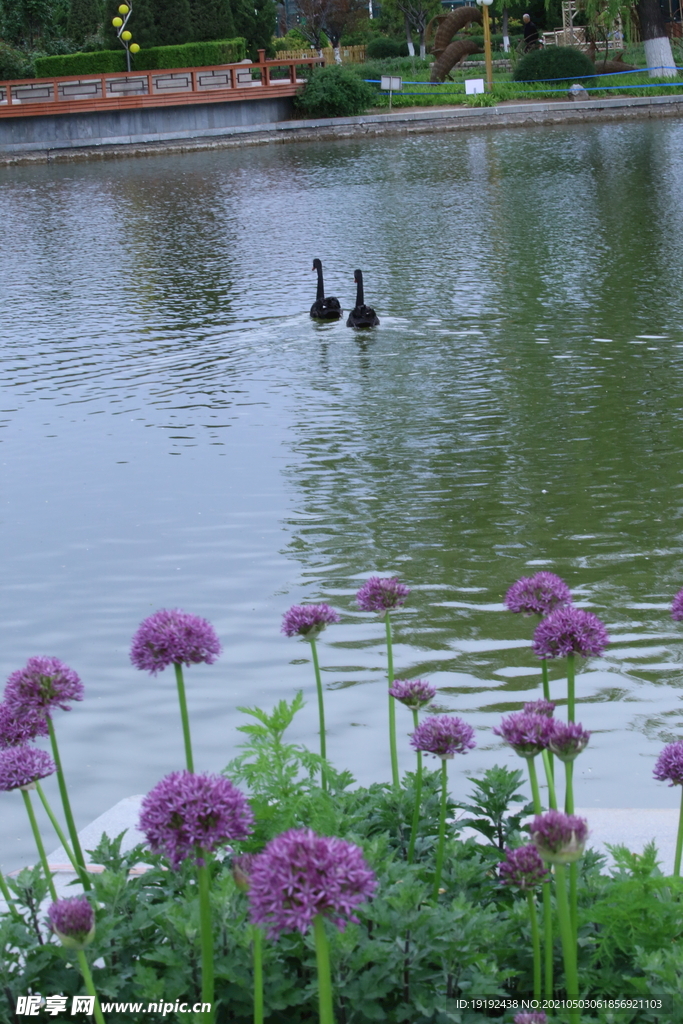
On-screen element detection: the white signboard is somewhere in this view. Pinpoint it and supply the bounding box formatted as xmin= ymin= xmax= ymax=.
xmin=465 ymin=78 xmax=485 ymax=95
xmin=380 ymin=76 xmax=403 ymax=92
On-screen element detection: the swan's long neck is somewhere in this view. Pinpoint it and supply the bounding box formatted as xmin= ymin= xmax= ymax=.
xmin=316 ymin=264 xmax=324 ymax=301
xmin=355 ymin=273 xmax=364 ymax=307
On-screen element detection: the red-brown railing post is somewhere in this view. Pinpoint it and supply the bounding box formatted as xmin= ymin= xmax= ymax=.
xmin=147 ymin=72 xmax=153 ymax=96
xmin=101 ymin=74 xmax=107 ymax=100
xmin=53 ymin=79 xmax=59 ymax=104
xmin=191 ymin=69 xmax=197 ymax=94
xmin=257 ymin=49 xmax=265 ymax=64
xmin=290 ymin=60 xmax=297 ymax=84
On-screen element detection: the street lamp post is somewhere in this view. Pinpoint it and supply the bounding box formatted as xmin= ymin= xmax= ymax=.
xmin=476 ymin=0 xmax=494 ymax=91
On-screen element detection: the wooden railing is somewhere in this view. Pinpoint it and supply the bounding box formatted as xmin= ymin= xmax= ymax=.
xmin=275 ymin=46 xmax=367 ymax=65
xmin=0 ymin=50 xmax=323 ymax=119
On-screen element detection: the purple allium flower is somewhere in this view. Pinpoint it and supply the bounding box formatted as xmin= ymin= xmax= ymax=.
xmin=130 ymin=609 xmax=221 ymax=675
xmin=532 ymin=606 xmax=609 ymax=661
xmin=247 ymin=828 xmax=376 ymax=938
xmin=389 ymin=679 xmax=436 ymax=710
xmin=672 ymin=589 xmax=683 ymax=621
xmin=653 ymin=741 xmax=683 ymax=787
xmin=3 ymin=657 xmax=83 ymax=716
xmin=281 ymin=603 xmax=340 ymax=640
xmin=493 ymin=712 xmax=554 ymax=759
xmin=356 ymin=576 xmax=410 ymax=614
xmin=0 ymin=745 xmax=56 ymax=791
xmin=548 ymin=720 xmax=591 ymax=762
xmin=530 ymin=810 xmax=588 ymax=864
xmin=523 ymin=699 xmax=556 ymax=718
xmin=410 ymin=715 xmax=476 ymax=760
xmin=48 ymin=896 xmax=95 ymax=948
xmin=505 ymin=572 xmax=572 ymax=617
xmin=499 ymin=844 xmax=549 ymax=891
xmin=514 ymin=1014 xmax=547 ymax=1024
xmin=0 ymin=702 xmax=49 ymax=748
xmin=139 ymin=771 xmax=253 ymax=869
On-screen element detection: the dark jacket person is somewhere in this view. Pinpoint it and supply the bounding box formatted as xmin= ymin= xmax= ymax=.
xmin=522 ymin=13 xmax=540 ymax=50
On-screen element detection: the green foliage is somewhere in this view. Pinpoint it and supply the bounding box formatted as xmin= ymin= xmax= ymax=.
xmin=0 ymin=41 xmax=31 ymax=80
xmin=512 ymin=44 xmax=595 ymax=83
xmin=0 ymin=0 xmax=64 ymax=48
xmin=231 ymin=0 xmax=276 ymax=60
xmin=33 ymin=36 xmax=246 ymax=76
xmin=295 ymin=62 xmax=375 ymax=118
xmin=366 ymin=35 xmax=408 ymax=59
xmin=66 ymin=0 xmax=101 ymax=46
xmin=192 ymin=0 xmax=235 ymax=42
xmin=456 ymin=765 xmax=534 ymax=850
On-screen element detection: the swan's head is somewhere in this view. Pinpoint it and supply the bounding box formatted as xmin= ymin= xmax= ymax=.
xmin=353 ymin=269 xmax=363 ymax=282
xmin=312 ymin=258 xmax=322 ymax=272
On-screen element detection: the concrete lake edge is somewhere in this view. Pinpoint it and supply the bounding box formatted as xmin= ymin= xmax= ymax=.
xmin=2 ymin=92 xmax=683 ymax=167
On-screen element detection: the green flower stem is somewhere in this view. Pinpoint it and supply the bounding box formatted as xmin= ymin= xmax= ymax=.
xmin=197 ymin=860 xmax=214 ymax=1023
xmin=35 ymin=780 xmax=77 ymax=873
xmin=310 ymin=637 xmax=328 ymax=792
xmin=527 ymin=757 xmax=542 ymax=815
xmin=543 ymin=885 xmax=553 ymax=997
xmin=385 ymin=613 xmax=399 ymax=788
xmin=432 ymin=758 xmax=449 ymax=900
xmin=313 ymin=914 xmax=335 ymax=1024
xmin=0 ymin=868 xmax=20 ymax=921
xmin=527 ymin=891 xmax=541 ymax=1000
xmin=47 ymin=718 xmax=91 ymax=891
xmin=563 ymin=759 xmax=578 ymax=941
xmin=564 ymin=760 xmax=574 ymax=815
xmin=675 ymin=786 xmax=683 ymax=877
xmin=77 ymin=949 xmax=106 ymax=1024
xmin=567 ymin=653 xmax=575 ymax=723
xmin=541 ymin=659 xmax=551 ymax=703
xmin=253 ymin=925 xmax=264 ymax=1024
xmin=407 ymin=708 xmax=423 ymax=864
xmin=541 ymin=751 xmax=557 ymax=810
xmin=174 ymin=662 xmax=195 ymax=773
xmin=554 ymin=864 xmax=580 ymax=1022
xmin=21 ymin=788 xmax=58 ymax=903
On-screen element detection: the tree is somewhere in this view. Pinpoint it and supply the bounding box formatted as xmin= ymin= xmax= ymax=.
xmin=581 ymin=0 xmax=676 ymax=78
xmin=0 ymin=0 xmax=59 ymax=48
xmin=232 ymin=0 xmax=276 ymax=56
xmin=382 ymin=0 xmax=441 ymax=59
xmin=323 ymin=0 xmax=365 ymax=61
xmin=291 ymin=0 xmax=331 ymax=51
xmin=152 ymin=0 xmax=193 ymax=45
xmin=191 ymin=0 xmax=235 ymax=41
xmin=67 ymin=0 xmax=101 ymax=45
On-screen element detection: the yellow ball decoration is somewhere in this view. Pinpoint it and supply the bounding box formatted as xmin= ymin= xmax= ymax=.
xmin=121 ymin=30 xmax=132 ymax=40
xmin=112 ymin=16 xmax=123 ymax=26
xmin=118 ymin=4 xmax=130 ymax=12
xmin=130 ymin=43 xmax=140 ymax=53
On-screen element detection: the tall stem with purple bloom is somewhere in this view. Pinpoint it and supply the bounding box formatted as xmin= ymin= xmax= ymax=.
xmin=653 ymin=739 xmax=683 ymax=876
xmin=174 ymin=663 xmax=194 ymax=773
xmin=385 ymin=613 xmax=399 ymax=788
xmin=499 ymin=844 xmax=549 ymax=1001
xmin=313 ymin=915 xmax=334 ymax=1024
xmin=47 ymin=718 xmax=90 ymax=890
xmin=310 ymin=638 xmax=328 ymax=791
xmin=408 ymin=708 xmax=422 ymax=864
xmin=390 ymin=681 xmax=435 ymax=863
xmin=49 ymin=898 xmax=105 ymax=1024
xmin=21 ymin=789 xmax=58 ymax=902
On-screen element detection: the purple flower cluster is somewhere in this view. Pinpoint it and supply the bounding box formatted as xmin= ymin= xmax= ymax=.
xmin=494 ymin=712 xmax=554 ymax=759
xmin=410 ymin=715 xmax=476 ymax=760
xmin=672 ymin=589 xmax=683 ymax=622
xmin=532 ymin=606 xmax=609 ymax=661
xmin=247 ymin=828 xmax=376 ymax=938
xmin=0 ymin=702 xmax=49 ymax=748
xmin=281 ymin=603 xmax=340 ymax=640
xmin=356 ymin=577 xmax=410 ymax=614
xmin=389 ymin=679 xmax=436 ymax=710
xmin=48 ymin=896 xmax=95 ymax=948
xmin=653 ymin=741 xmax=683 ymax=787
xmin=530 ymin=810 xmax=588 ymax=864
xmin=548 ymin=721 xmax=591 ymax=762
xmin=0 ymin=745 xmax=56 ymax=791
xmin=499 ymin=844 xmax=549 ymax=891
xmin=139 ymin=770 xmax=253 ymax=869
xmin=523 ymin=699 xmax=556 ymax=718
xmin=514 ymin=1014 xmax=547 ymax=1024
xmin=505 ymin=572 xmax=571 ymax=617
xmin=4 ymin=657 xmax=83 ymax=715
xmin=131 ymin=609 xmax=221 ymax=675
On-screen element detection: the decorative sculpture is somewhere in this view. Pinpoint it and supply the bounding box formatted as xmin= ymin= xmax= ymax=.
xmin=429 ymin=7 xmax=484 ymax=83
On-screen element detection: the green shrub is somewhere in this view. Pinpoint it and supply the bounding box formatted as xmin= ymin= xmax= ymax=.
xmin=0 ymin=42 xmax=31 ymax=81
xmin=512 ymin=44 xmax=595 ymax=83
xmin=366 ymin=36 xmax=409 ymax=59
xmin=295 ymin=63 xmax=375 ymax=118
xmin=34 ymin=37 xmax=246 ymax=78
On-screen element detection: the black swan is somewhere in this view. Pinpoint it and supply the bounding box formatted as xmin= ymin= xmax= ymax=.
xmin=346 ymin=269 xmax=379 ymax=328
xmin=310 ymin=259 xmax=342 ymax=320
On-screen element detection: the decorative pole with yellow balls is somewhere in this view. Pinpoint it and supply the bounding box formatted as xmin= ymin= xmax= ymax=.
xmin=112 ymin=2 xmax=140 ymax=72
xmin=475 ymin=0 xmax=494 ymax=91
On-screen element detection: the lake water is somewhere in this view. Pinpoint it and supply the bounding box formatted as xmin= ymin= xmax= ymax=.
xmin=2 ymin=120 xmax=683 ymax=872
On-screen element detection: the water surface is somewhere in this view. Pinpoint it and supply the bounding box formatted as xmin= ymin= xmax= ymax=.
xmin=2 ymin=122 xmax=683 ymax=871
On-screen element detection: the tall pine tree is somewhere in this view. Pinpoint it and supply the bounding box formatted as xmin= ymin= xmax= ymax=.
xmin=67 ymin=0 xmax=102 ymax=46
xmin=232 ymin=0 xmax=276 ymax=56
xmin=191 ymin=0 xmax=235 ymax=41
xmin=152 ymin=0 xmax=192 ymax=45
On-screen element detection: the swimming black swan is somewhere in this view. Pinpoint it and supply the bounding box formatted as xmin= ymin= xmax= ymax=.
xmin=346 ymin=270 xmax=379 ymax=328
xmin=310 ymin=259 xmax=342 ymax=320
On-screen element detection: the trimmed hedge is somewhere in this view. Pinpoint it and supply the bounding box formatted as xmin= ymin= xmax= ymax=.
xmin=512 ymin=45 xmax=595 ymax=83
xmin=366 ymin=37 xmax=409 ymax=59
xmin=34 ymin=38 xmax=246 ymax=79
